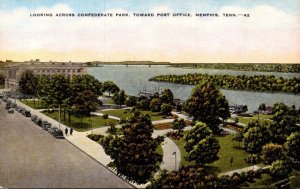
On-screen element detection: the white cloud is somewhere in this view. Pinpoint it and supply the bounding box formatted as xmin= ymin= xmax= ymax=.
xmin=0 ymin=4 xmax=299 ymax=62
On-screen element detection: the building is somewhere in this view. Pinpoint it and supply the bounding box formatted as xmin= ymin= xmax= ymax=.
xmin=4 ymin=61 xmax=87 ymax=90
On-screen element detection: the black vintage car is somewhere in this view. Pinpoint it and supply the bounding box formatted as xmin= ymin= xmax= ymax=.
xmin=36 ymin=118 xmax=43 ymax=127
xmin=31 ymin=115 xmax=38 ymax=122
xmin=50 ymin=128 xmax=64 ymax=139
xmin=42 ymin=121 xmax=52 ymax=130
xmin=24 ymin=110 xmax=31 ymax=117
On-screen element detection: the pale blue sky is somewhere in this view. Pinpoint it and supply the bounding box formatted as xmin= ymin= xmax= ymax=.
xmin=0 ymin=0 xmax=299 ymax=14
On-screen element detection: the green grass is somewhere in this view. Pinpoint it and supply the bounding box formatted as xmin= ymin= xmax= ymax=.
xmin=101 ymin=109 xmax=130 ymax=119
xmin=210 ymin=135 xmax=250 ymax=173
xmin=156 ymin=144 xmax=163 ymax=157
xmin=172 ymin=135 xmax=250 ymax=173
xmin=237 ymin=116 xmax=273 ymax=125
xmin=20 ymin=99 xmax=48 ymax=109
xmin=141 ymin=111 xmax=164 ymax=121
xmin=43 ymin=110 xmax=119 ymax=132
xmin=105 ymin=98 xmax=115 ymax=104
xmin=100 ymin=109 xmax=164 ymax=121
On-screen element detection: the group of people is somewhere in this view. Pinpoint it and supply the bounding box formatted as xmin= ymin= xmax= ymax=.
xmin=65 ymin=127 xmax=73 ymax=136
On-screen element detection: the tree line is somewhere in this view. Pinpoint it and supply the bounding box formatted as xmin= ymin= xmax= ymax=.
xmin=171 ymin=63 xmax=300 ymax=73
xmin=150 ymin=73 xmax=300 ymax=94
xmin=18 ymin=70 xmax=120 ymax=125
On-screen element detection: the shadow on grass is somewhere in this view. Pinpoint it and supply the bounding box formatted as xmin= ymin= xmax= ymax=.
xmin=72 ymin=122 xmax=91 ymax=129
xmin=205 ymin=165 xmax=222 ymax=174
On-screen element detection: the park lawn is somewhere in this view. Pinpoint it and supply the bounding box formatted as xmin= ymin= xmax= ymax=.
xmin=210 ymin=135 xmax=250 ymax=173
xmin=43 ymin=110 xmax=119 ymax=132
xmin=173 ymin=135 xmax=250 ymax=173
xmin=101 ymin=109 xmax=130 ymax=119
xmin=20 ymin=99 xmax=47 ymax=109
xmin=105 ymin=98 xmax=115 ymax=104
xmin=237 ymin=117 xmax=272 ymax=125
xmin=100 ymin=109 xmax=164 ymax=121
xmin=141 ymin=111 xmax=164 ymax=121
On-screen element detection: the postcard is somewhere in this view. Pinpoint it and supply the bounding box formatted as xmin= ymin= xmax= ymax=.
xmin=0 ymin=0 xmax=299 ymax=188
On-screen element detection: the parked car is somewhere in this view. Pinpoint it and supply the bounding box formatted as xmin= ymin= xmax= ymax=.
xmin=52 ymin=128 xmax=64 ymax=139
xmin=5 ymin=103 xmax=11 ymax=110
xmin=42 ymin=121 xmax=50 ymax=130
xmin=24 ymin=110 xmax=31 ymax=117
xmin=11 ymin=103 xmax=17 ymax=108
xmin=43 ymin=123 xmax=52 ymax=131
xmin=36 ymin=118 xmax=43 ymax=126
xmin=31 ymin=115 xmax=38 ymax=122
xmin=8 ymin=108 xmax=14 ymax=114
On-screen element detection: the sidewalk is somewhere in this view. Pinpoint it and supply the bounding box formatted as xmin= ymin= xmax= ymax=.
xmin=219 ymin=165 xmax=261 ymax=176
xmin=90 ymin=112 xmax=121 ymax=121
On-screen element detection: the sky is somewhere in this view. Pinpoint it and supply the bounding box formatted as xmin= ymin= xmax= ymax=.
xmin=0 ymin=0 xmax=299 ymax=63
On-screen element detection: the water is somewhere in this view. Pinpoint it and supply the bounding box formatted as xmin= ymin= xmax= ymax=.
xmin=88 ymin=65 xmax=300 ymax=112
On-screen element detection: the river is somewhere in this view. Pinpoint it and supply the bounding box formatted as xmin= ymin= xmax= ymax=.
xmin=88 ymin=65 xmax=300 ymax=112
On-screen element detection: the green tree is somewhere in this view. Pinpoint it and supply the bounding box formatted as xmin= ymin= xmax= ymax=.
xmin=184 ymin=81 xmax=230 ymax=133
xmin=36 ymin=75 xmax=52 ymax=108
xmin=269 ymin=160 xmax=293 ymax=186
xmin=18 ymin=70 xmax=37 ymax=96
xmin=232 ymin=132 xmax=243 ymax=148
xmin=172 ymin=118 xmax=185 ymax=134
xmin=71 ymin=90 xmax=98 ymax=125
xmin=161 ymin=103 xmax=173 ymax=116
xmin=268 ymin=103 xmax=299 ymax=145
xmin=137 ymin=97 xmax=150 ymax=110
xmin=113 ymin=90 xmax=126 ymax=106
xmin=284 ymin=132 xmax=300 ymax=163
xmin=0 ymin=73 xmax=5 ymax=86
xmin=102 ymin=81 xmax=120 ymax=96
xmin=184 ymin=122 xmax=220 ymax=165
xmin=149 ymin=98 xmax=162 ymax=112
xmin=125 ymin=95 xmax=138 ymax=107
xmin=48 ymin=74 xmax=70 ymax=107
xmin=160 ymin=89 xmax=174 ymax=104
xmin=105 ymin=111 xmax=163 ymax=184
xmin=243 ymin=121 xmax=270 ymax=154
xmin=258 ymin=103 xmax=266 ymax=111
xmin=261 ymin=143 xmax=285 ymax=165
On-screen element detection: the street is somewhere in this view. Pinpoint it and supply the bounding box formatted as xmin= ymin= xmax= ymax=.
xmin=0 ymin=100 xmax=132 ymax=188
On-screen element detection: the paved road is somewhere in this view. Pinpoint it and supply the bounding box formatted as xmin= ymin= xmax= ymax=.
xmin=0 ymin=100 xmax=132 ymax=188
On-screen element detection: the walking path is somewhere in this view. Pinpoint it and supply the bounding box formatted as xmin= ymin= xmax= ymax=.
xmin=219 ymin=165 xmax=271 ymax=176
xmin=90 ymin=112 xmax=120 ymax=121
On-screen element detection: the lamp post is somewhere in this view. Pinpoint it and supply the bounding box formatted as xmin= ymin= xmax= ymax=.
xmin=172 ymin=152 xmax=177 ymax=171
xmin=58 ymin=104 xmax=61 ymax=129
xmin=89 ymin=119 xmax=93 ymax=134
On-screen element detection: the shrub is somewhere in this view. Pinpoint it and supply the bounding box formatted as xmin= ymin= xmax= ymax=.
xmin=245 ymin=154 xmax=261 ymax=164
xmin=102 ymin=114 xmax=109 ymax=119
xmin=166 ymin=131 xmax=182 ymax=140
xmin=87 ymin=134 xmax=104 ymax=141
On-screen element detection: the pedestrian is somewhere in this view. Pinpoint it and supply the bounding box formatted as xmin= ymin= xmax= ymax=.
xmin=70 ymin=128 xmax=73 ymax=135
xmin=65 ymin=127 xmax=68 ymax=136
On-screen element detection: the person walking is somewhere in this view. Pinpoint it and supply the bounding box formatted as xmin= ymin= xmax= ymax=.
xmin=65 ymin=127 xmax=68 ymax=136
xmin=70 ymin=128 xmax=73 ymax=135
